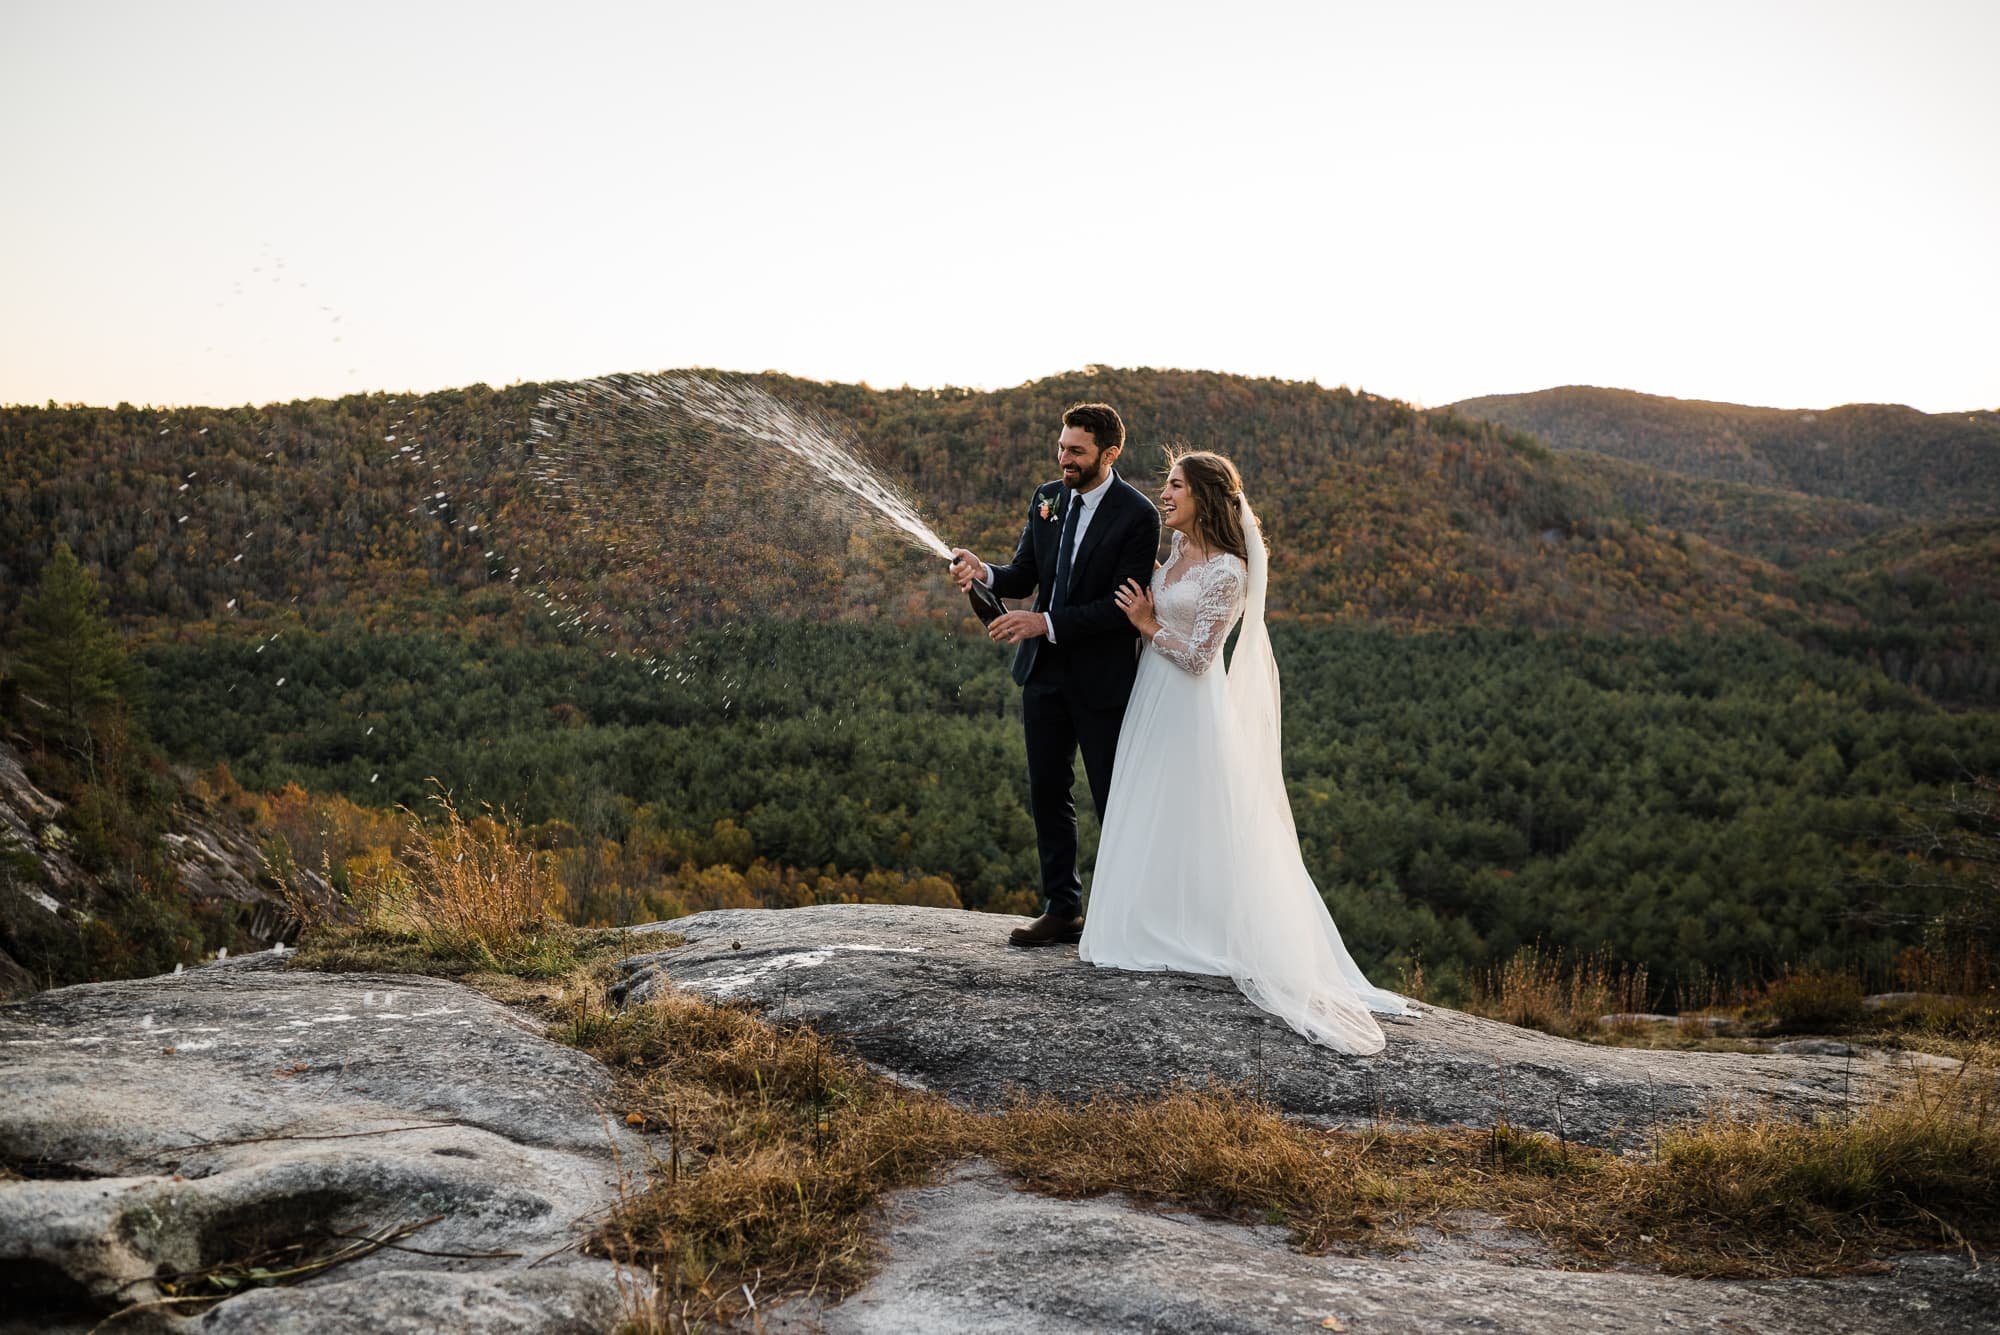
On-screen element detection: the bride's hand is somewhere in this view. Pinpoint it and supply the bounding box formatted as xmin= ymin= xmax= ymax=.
xmin=1114 ymin=579 xmax=1158 ymax=637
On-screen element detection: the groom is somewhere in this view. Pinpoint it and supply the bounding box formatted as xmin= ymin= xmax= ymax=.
xmin=951 ymin=403 xmax=1162 ymax=946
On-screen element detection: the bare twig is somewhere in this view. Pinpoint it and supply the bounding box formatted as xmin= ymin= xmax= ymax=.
xmin=91 ymin=1217 xmax=446 ymax=1332
xmin=112 ymin=1121 xmax=465 ymax=1172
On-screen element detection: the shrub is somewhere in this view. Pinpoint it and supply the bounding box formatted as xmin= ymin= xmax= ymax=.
xmin=379 ymin=790 xmax=559 ymax=958
xmin=1753 ymin=967 xmax=1865 ymax=1031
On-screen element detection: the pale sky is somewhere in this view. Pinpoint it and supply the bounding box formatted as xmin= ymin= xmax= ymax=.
xmin=3 ymin=0 xmax=1996 ymax=413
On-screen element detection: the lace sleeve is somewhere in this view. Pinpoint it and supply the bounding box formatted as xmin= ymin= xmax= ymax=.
xmin=1149 ymin=557 xmax=1247 ymax=675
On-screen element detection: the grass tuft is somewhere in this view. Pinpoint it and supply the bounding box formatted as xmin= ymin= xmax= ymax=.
xmin=571 ymin=991 xmax=973 ymax=1325
xmin=373 ymin=787 xmax=561 ymax=957
xmin=1618 ymin=1064 xmax=2000 ymax=1275
xmin=1469 ymin=943 xmax=1652 ymax=1039
xmin=282 ymin=786 xmax=594 ymax=978
xmin=980 ymin=1085 xmax=1387 ymax=1249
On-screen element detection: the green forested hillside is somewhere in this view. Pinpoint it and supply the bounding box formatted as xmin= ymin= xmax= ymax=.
xmin=1778 ymin=517 xmax=2000 ymax=707
xmin=1551 ymin=449 xmax=1895 ymax=567
xmin=1450 ymin=385 xmax=2000 ymax=517
xmin=128 ymin=621 xmax=1999 ymax=996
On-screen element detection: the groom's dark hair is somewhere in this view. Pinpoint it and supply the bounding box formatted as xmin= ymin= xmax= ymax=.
xmin=1062 ymin=402 xmax=1125 ymax=455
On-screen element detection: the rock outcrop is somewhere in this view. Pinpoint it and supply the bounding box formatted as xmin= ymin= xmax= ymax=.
xmin=616 ymin=904 xmax=1930 ymax=1149
xmin=0 ymin=737 xmax=301 ymax=999
xmin=0 ymin=953 xmax=638 ymax=1333
xmin=3 ymin=903 xmax=1992 ymax=1333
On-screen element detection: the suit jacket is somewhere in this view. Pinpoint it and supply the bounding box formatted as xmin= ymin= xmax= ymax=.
xmin=988 ymin=472 xmax=1163 ymax=709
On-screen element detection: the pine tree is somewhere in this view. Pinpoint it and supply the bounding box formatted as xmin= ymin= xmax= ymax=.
xmin=11 ymin=542 xmax=129 ymax=749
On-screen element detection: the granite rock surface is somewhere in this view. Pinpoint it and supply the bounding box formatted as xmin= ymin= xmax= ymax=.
xmin=0 ymin=953 xmax=639 ymax=1333
xmin=765 ymin=1163 xmax=2000 ymax=1335
xmin=618 ymin=904 xmax=1928 ymax=1149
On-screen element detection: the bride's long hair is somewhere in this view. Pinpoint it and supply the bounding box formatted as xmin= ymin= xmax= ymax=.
xmin=1165 ymin=448 xmax=1257 ymax=562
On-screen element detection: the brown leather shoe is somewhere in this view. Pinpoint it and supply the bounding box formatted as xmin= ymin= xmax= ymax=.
xmin=1009 ymin=913 xmax=1085 ymax=947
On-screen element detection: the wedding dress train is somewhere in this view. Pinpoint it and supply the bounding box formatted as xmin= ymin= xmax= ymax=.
xmin=1078 ymin=506 xmax=1417 ymax=1055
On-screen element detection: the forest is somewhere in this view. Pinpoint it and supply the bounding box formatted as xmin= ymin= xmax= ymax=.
xmin=3 ymin=367 xmax=1997 ymax=1000
xmin=128 ymin=620 xmax=2000 ymax=1000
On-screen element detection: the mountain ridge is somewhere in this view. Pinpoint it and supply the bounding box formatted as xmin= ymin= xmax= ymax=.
xmin=0 ymin=367 xmax=1847 ymax=641
xmin=1449 ymin=384 xmax=2000 ymax=517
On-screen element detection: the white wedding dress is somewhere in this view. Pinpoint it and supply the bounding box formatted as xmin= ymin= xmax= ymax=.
xmin=1079 ymin=503 xmax=1418 ymax=1055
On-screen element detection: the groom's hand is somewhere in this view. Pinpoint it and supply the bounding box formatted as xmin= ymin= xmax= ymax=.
xmin=987 ymin=611 xmax=1046 ymax=644
xmin=949 ymin=548 xmax=984 ymax=591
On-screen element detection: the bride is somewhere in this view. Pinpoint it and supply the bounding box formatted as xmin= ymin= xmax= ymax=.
xmin=1081 ymin=450 xmax=1418 ymax=1055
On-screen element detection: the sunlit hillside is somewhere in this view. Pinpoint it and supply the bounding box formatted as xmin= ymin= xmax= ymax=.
xmin=1451 ymin=385 xmax=2000 ymax=517
xmin=3 ymin=368 xmax=1816 ymax=641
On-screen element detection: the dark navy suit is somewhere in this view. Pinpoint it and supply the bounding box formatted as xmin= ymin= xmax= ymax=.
xmin=987 ymin=472 xmax=1162 ymax=918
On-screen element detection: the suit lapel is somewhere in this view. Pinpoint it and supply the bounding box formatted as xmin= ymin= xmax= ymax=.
xmin=1065 ymin=476 xmax=1126 ymax=595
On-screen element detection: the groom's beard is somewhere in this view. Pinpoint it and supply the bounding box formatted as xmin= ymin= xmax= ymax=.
xmin=1066 ymin=459 xmax=1107 ymax=490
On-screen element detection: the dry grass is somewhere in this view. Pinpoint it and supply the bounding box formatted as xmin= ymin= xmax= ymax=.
xmin=1469 ymin=951 xmax=1997 ymax=1064
xmin=582 ymin=1038 xmax=1620 ymax=1331
xmin=283 ymin=920 xmax=2000 ymax=1328
xmin=984 ymin=1085 xmax=1390 ymax=1248
xmin=566 ymin=988 xmax=1524 ymax=1326
xmin=288 ymin=920 xmax=635 ymax=990
xmin=376 ymin=789 xmax=560 ymax=957
xmin=576 ymin=976 xmax=2000 ymax=1329
xmin=283 ymin=787 xmax=565 ymax=972
xmin=974 ymin=1087 xmax=1601 ymax=1253
xmin=1807 ymin=1001 xmax=2000 ymax=1071
xmin=1615 ymin=1064 xmax=2000 ymax=1276
xmin=1467 ymin=943 xmax=1652 ymax=1039
xmin=567 ymin=990 xmax=975 ymax=1327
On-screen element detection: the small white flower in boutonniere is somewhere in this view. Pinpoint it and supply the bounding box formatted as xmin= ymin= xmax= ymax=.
xmin=1038 ymin=492 xmax=1065 ymax=523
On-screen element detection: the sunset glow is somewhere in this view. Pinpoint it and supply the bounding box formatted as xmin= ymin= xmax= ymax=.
xmin=3 ymin=0 xmax=1995 ymax=412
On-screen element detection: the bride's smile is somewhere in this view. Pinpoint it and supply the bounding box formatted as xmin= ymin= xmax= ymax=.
xmin=1158 ymin=467 xmax=1195 ymax=535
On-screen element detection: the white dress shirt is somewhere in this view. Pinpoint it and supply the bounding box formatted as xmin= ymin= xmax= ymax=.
xmin=983 ymin=468 xmax=1116 ymax=643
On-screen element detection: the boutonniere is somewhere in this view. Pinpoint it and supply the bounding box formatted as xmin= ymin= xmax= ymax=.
xmin=1038 ymin=489 xmax=1066 ymax=523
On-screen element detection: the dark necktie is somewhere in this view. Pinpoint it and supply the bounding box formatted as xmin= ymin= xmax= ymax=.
xmin=1049 ymin=491 xmax=1081 ymax=612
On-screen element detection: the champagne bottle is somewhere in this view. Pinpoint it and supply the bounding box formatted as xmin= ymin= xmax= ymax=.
xmin=956 ymin=559 xmax=1007 ymax=625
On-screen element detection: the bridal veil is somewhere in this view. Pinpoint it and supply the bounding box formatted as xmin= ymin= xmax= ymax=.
xmin=1219 ymin=494 xmax=1419 ymax=1047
